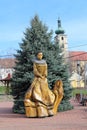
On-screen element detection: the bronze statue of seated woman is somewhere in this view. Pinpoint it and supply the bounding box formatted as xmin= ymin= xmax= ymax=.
xmin=24 ymin=52 xmax=63 ymax=117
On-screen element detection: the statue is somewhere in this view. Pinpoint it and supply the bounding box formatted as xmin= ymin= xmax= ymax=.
xmin=24 ymin=52 xmax=63 ymax=117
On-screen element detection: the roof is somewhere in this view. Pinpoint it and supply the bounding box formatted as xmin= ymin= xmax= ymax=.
xmin=0 ymin=58 xmax=15 ymax=68
xmin=55 ymin=18 xmax=65 ymax=35
xmin=69 ymin=51 xmax=87 ymax=61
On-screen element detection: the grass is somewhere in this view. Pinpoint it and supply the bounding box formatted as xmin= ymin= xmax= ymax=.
xmin=0 ymin=86 xmax=11 ymax=95
xmin=0 ymin=86 xmax=13 ymax=101
xmin=0 ymin=86 xmax=6 ymax=94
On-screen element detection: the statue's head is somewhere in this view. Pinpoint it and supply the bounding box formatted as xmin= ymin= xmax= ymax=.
xmin=37 ymin=52 xmax=43 ymax=60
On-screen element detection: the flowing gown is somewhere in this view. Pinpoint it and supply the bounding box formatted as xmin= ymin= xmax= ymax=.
xmin=24 ymin=59 xmax=55 ymax=117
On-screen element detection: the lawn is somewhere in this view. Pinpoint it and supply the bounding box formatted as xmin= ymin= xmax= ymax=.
xmin=0 ymin=86 xmax=12 ymax=101
xmin=0 ymin=86 xmax=11 ymax=95
xmin=0 ymin=86 xmax=6 ymax=94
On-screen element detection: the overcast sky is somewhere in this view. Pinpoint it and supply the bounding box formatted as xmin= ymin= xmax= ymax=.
xmin=0 ymin=0 xmax=87 ymax=56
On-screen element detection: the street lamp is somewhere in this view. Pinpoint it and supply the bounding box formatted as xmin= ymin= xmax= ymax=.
xmin=77 ymin=61 xmax=81 ymax=88
xmin=84 ymin=63 xmax=87 ymax=89
xmin=77 ymin=61 xmax=83 ymax=102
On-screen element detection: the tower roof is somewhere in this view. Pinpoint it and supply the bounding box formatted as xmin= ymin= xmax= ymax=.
xmin=55 ymin=18 xmax=65 ymax=34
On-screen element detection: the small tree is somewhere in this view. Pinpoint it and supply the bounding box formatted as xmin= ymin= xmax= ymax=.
xmin=11 ymin=15 xmax=73 ymax=113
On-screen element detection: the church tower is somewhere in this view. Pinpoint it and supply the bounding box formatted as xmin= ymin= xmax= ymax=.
xmin=55 ymin=18 xmax=68 ymax=59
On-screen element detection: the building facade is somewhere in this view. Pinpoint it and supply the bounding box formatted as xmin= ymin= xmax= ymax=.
xmin=54 ymin=18 xmax=68 ymax=60
xmin=55 ymin=18 xmax=87 ymax=88
xmin=0 ymin=58 xmax=15 ymax=86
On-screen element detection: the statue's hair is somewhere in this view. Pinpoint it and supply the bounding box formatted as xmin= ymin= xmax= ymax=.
xmin=34 ymin=50 xmax=43 ymax=56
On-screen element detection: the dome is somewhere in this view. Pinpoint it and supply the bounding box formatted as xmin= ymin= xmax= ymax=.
xmin=55 ymin=27 xmax=65 ymax=34
xmin=55 ymin=18 xmax=65 ymax=34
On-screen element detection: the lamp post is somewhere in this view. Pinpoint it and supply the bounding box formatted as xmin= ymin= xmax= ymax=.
xmin=77 ymin=61 xmax=81 ymax=88
xmin=77 ymin=61 xmax=83 ymax=102
xmin=84 ymin=63 xmax=87 ymax=89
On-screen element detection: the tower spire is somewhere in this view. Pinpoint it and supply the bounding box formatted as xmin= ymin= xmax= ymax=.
xmin=55 ymin=17 xmax=65 ymax=34
xmin=58 ymin=17 xmax=61 ymax=28
xmin=54 ymin=18 xmax=68 ymax=62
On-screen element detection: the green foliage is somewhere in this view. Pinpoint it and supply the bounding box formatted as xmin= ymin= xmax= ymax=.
xmin=58 ymin=100 xmax=73 ymax=112
xmin=0 ymin=86 xmax=6 ymax=94
xmin=0 ymin=86 xmax=11 ymax=95
xmin=72 ymin=88 xmax=87 ymax=97
xmin=11 ymin=15 xmax=73 ymax=113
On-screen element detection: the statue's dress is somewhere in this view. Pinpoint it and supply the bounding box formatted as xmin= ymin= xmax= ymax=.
xmin=24 ymin=59 xmax=55 ymax=117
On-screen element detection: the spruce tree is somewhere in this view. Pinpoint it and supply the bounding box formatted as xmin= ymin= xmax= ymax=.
xmin=11 ymin=15 xmax=73 ymax=114
xmin=44 ymin=38 xmax=73 ymax=112
xmin=11 ymin=15 xmax=53 ymax=113
xmin=45 ymin=43 xmax=73 ymax=111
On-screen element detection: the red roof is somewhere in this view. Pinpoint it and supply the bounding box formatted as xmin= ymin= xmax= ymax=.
xmin=0 ymin=58 xmax=15 ymax=68
xmin=69 ymin=51 xmax=87 ymax=61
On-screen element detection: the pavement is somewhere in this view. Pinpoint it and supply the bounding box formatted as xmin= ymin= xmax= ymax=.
xmin=0 ymin=98 xmax=87 ymax=130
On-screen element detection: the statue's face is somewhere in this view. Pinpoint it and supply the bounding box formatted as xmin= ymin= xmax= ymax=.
xmin=37 ymin=52 xmax=43 ymax=60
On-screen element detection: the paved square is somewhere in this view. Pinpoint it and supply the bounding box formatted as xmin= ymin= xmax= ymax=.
xmin=0 ymin=99 xmax=87 ymax=130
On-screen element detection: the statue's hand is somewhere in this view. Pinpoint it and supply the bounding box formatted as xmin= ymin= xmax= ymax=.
xmin=41 ymin=75 xmax=47 ymax=79
xmin=41 ymin=76 xmax=44 ymax=79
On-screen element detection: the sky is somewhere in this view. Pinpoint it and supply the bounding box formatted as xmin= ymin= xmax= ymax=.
xmin=0 ymin=0 xmax=87 ymax=57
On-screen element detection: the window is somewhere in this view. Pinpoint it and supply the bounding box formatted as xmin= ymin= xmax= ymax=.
xmin=61 ymin=37 xmax=64 ymax=40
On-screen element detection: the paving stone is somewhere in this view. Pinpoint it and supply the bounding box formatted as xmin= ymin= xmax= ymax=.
xmin=0 ymin=99 xmax=87 ymax=130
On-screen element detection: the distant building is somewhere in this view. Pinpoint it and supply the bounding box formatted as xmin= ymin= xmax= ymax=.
xmin=55 ymin=18 xmax=87 ymax=88
xmin=69 ymin=51 xmax=87 ymax=88
xmin=0 ymin=58 xmax=15 ymax=86
xmin=54 ymin=18 xmax=68 ymax=61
